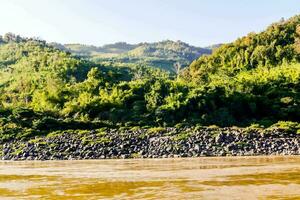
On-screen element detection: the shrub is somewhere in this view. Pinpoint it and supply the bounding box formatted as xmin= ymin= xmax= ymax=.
xmin=33 ymin=117 xmax=62 ymax=130
xmin=147 ymin=127 xmax=167 ymax=135
xmin=270 ymin=121 xmax=300 ymax=133
xmin=12 ymin=108 xmax=36 ymax=119
xmin=174 ymin=131 xmax=192 ymax=141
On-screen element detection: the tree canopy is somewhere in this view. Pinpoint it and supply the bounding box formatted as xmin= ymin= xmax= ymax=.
xmin=0 ymin=15 xmax=300 ymax=141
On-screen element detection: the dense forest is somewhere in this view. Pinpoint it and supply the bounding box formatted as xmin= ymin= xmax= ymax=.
xmin=0 ymin=15 xmax=299 ymax=142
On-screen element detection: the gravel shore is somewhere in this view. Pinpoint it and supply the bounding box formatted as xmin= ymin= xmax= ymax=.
xmin=1 ymin=127 xmax=300 ymax=160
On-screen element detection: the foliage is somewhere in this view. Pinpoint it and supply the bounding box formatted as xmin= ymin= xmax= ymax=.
xmin=186 ymin=15 xmax=300 ymax=84
xmin=270 ymin=121 xmax=300 ymax=133
xmin=0 ymin=15 xmax=300 ymax=141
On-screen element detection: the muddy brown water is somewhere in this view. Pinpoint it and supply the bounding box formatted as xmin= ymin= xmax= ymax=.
xmin=0 ymin=156 xmax=300 ymax=199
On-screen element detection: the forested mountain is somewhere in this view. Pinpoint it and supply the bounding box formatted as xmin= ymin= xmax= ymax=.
xmin=186 ymin=15 xmax=300 ymax=83
xmin=0 ymin=15 xmax=300 ymax=142
xmin=51 ymin=40 xmax=211 ymax=73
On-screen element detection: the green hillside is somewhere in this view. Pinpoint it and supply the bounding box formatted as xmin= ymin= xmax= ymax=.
xmin=0 ymin=15 xmax=300 ymax=142
xmin=186 ymin=15 xmax=300 ymax=83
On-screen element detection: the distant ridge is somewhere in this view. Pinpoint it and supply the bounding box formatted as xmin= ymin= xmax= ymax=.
xmin=51 ymin=40 xmax=212 ymax=73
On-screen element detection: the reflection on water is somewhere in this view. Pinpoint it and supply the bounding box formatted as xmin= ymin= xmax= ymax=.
xmin=0 ymin=156 xmax=300 ymax=199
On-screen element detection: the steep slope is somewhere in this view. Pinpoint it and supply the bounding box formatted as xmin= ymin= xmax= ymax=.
xmin=186 ymin=15 xmax=300 ymax=83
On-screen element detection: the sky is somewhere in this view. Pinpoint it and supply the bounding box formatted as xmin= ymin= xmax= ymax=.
xmin=0 ymin=0 xmax=299 ymax=47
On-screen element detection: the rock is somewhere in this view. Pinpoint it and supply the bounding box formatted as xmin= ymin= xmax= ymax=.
xmin=194 ymin=144 xmax=200 ymax=151
xmin=1 ymin=127 xmax=300 ymax=160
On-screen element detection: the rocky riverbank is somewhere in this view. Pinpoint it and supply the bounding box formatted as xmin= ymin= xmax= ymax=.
xmin=1 ymin=127 xmax=300 ymax=160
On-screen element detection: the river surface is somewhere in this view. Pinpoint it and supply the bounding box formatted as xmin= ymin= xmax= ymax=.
xmin=0 ymin=156 xmax=300 ymax=199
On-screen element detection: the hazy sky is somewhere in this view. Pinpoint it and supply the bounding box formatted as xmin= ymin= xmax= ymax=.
xmin=0 ymin=0 xmax=299 ymax=46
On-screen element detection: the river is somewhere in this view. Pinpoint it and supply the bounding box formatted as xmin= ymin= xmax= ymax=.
xmin=0 ymin=156 xmax=300 ymax=199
